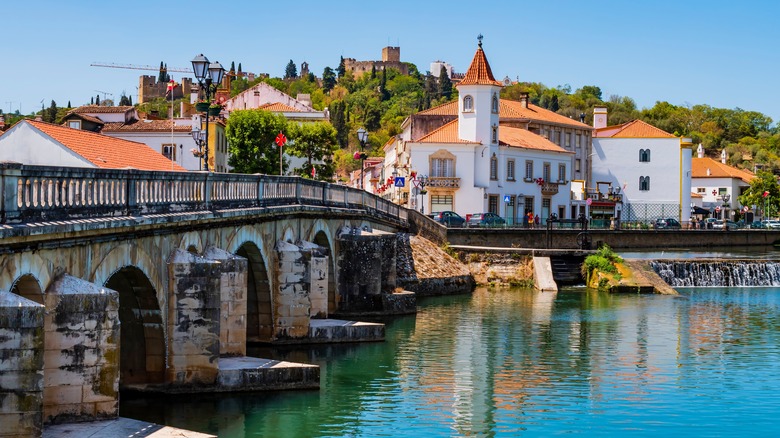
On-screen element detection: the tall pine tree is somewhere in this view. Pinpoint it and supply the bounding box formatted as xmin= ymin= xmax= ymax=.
xmin=330 ymin=100 xmax=348 ymax=148
xmin=438 ymin=67 xmax=453 ymax=100
xmin=337 ymin=56 xmax=346 ymax=78
xmin=158 ymin=61 xmax=166 ymax=82
xmin=284 ymin=60 xmax=298 ymax=79
xmin=322 ymin=67 xmax=336 ymax=93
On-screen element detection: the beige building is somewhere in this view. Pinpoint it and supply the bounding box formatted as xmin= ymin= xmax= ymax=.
xmin=344 ymin=46 xmax=409 ymax=76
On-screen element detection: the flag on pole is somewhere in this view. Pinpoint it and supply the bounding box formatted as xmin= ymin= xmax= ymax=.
xmin=311 ymin=166 xmax=316 ymax=179
xmin=275 ymin=132 xmax=287 ymax=148
xmin=165 ymin=79 xmax=176 ymax=100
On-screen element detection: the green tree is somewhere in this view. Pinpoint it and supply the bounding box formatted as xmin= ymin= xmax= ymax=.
xmin=43 ymin=100 xmax=57 ymax=123
xmin=158 ymin=61 xmax=166 ymax=83
xmin=225 ymin=109 xmax=290 ymax=174
xmin=238 ymin=63 xmax=242 ymax=75
xmin=330 ymin=100 xmax=349 ymax=148
xmin=739 ymin=170 xmax=780 ymax=217
xmin=230 ymin=61 xmax=236 ymax=73
xmin=67 ymin=101 xmax=71 ymax=108
xmin=95 ymin=94 xmax=100 ymax=106
xmin=437 ymin=67 xmax=452 ymax=100
xmin=337 ymin=56 xmax=346 ymax=78
xmin=119 ymin=94 xmax=132 ymax=106
xmin=285 ymin=60 xmax=298 ymax=79
xmin=322 ymin=67 xmax=336 ymax=93
xmin=287 ymin=122 xmax=338 ymax=180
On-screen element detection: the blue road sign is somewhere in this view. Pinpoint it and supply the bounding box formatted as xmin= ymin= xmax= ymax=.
xmin=394 ymin=177 xmax=405 ymax=187
xmin=503 ymin=195 xmax=511 ymax=203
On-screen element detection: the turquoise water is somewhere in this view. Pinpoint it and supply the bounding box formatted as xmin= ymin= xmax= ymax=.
xmin=121 ymin=287 xmax=780 ymax=437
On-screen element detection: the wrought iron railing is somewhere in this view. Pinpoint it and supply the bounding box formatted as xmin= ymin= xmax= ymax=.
xmin=0 ymin=163 xmax=407 ymax=225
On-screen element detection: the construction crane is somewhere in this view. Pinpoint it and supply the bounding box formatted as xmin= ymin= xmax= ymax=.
xmin=91 ymin=62 xmax=191 ymax=73
xmin=94 ymin=90 xmax=113 ymax=101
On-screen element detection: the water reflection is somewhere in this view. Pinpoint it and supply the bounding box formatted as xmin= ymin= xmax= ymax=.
xmin=121 ymin=287 xmax=780 ymax=437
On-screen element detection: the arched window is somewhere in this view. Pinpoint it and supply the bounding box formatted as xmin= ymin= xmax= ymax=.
xmin=639 ymin=149 xmax=651 ymax=162
xmin=639 ymin=176 xmax=650 ymax=191
xmin=492 ymin=94 xmax=499 ymax=113
xmin=490 ymin=154 xmax=498 ymax=180
xmin=463 ymin=95 xmax=473 ymax=112
xmin=492 ymin=125 xmax=498 ymax=143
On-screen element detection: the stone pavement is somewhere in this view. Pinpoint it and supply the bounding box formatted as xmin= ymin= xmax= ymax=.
xmin=43 ymin=417 xmax=215 ymax=438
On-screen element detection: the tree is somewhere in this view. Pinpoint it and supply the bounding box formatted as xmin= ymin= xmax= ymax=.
xmin=230 ymin=61 xmax=236 ymax=73
xmin=739 ymin=170 xmax=780 ymax=217
xmin=119 ymin=94 xmax=132 ymax=106
xmin=378 ymin=67 xmax=389 ymax=101
xmin=67 ymin=101 xmax=71 ymax=108
xmin=45 ymin=100 xmax=57 ymax=123
xmin=284 ymin=60 xmax=297 ymax=79
xmin=330 ymin=100 xmax=348 ymax=148
xmin=95 ymin=94 xmax=100 ymax=106
xmin=287 ymin=122 xmax=338 ymax=180
xmin=320 ymin=67 xmax=335 ymax=93
xmin=437 ymin=67 xmax=452 ymax=100
xmin=337 ymin=56 xmax=346 ymax=78
xmin=226 ymin=109 xmax=290 ymax=174
xmin=158 ymin=61 xmax=166 ymax=83
xmin=238 ymin=63 xmax=242 ymax=75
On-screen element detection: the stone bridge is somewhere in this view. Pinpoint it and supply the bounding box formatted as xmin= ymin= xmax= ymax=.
xmin=0 ymin=163 xmax=422 ymax=435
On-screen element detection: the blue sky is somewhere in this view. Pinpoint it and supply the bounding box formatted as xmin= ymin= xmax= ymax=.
xmin=3 ymin=0 xmax=779 ymax=124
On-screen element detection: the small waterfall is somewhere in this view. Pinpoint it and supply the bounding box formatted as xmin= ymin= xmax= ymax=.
xmin=651 ymin=259 xmax=780 ymax=287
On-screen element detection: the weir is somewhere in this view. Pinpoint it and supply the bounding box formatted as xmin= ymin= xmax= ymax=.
xmin=651 ymin=259 xmax=780 ymax=287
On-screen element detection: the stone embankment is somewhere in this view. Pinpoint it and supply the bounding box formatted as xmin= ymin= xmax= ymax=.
xmin=397 ymin=234 xmax=475 ymax=295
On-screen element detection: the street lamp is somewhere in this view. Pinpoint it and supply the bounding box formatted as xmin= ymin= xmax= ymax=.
xmin=191 ymin=54 xmax=225 ymax=172
xmin=190 ymin=124 xmax=206 ymax=170
xmin=418 ymin=175 xmax=429 ymax=214
xmin=723 ymin=193 xmax=731 ymax=220
xmin=391 ymin=168 xmax=398 ymax=203
xmin=356 ymin=128 xmax=369 ymax=190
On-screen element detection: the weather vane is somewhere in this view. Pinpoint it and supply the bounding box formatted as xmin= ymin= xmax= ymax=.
xmin=478 ymin=34 xmax=483 ymax=47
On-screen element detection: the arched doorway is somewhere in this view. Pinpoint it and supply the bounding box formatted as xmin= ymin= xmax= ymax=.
xmin=313 ymin=231 xmax=337 ymax=316
xmin=236 ymin=242 xmax=272 ymax=343
xmin=10 ymin=274 xmax=43 ymax=304
xmin=105 ymin=266 xmax=164 ymax=386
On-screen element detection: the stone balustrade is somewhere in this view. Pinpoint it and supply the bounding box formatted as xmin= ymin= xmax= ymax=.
xmin=428 ymin=176 xmax=460 ymax=189
xmin=0 ymin=162 xmax=407 ymax=225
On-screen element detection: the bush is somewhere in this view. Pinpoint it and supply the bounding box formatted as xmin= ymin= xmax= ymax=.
xmin=581 ymin=245 xmax=623 ymax=279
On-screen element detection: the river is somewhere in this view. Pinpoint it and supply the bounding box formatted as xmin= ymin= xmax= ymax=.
xmin=120 ymin=285 xmax=780 ymax=437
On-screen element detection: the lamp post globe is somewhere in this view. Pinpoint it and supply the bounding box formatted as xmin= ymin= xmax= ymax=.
xmin=356 ymin=128 xmax=368 ymax=190
xmin=191 ymin=54 xmax=224 ymax=172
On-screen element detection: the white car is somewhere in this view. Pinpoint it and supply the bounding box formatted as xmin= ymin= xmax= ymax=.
xmin=762 ymin=220 xmax=780 ymax=229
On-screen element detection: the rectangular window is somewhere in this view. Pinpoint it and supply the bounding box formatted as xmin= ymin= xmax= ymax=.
xmin=718 ymin=188 xmax=727 ymax=196
xmin=68 ymin=120 xmax=81 ymax=130
xmin=697 ymin=187 xmax=706 ymax=193
xmin=543 ymin=163 xmax=551 ymax=182
xmin=525 ymin=160 xmax=533 ymax=179
xmin=558 ymin=164 xmax=566 ymax=182
xmin=524 ymin=196 xmax=534 ymax=214
xmin=553 ymin=131 xmax=560 ymax=145
xmin=431 ymin=158 xmax=453 ymax=177
xmin=507 ymin=159 xmax=515 ymax=181
xmin=565 ymin=132 xmax=571 ymax=147
xmin=488 ymin=195 xmax=499 ymax=214
xmin=490 ymin=156 xmax=498 ymax=180
xmin=575 ymin=134 xmax=582 ymax=148
xmin=162 ymin=144 xmax=176 ymax=161
xmin=575 ymin=159 xmax=581 ymax=173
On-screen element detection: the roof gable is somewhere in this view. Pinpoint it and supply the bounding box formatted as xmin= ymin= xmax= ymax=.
xmin=692 ymin=157 xmax=754 ymax=183
xmin=26 ymin=120 xmax=186 ymax=171
xmin=457 ymin=44 xmax=502 ymax=87
xmin=595 ymin=119 xmax=675 ymax=138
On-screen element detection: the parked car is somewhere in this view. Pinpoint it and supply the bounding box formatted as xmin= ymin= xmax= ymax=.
xmin=748 ymin=221 xmax=766 ymax=229
xmin=762 ymin=220 xmax=780 ymax=229
xmin=654 ymin=218 xmax=681 ymax=229
xmin=704 ymin=217 xmax=718 ymax=229
xmin=431 ymin=211 xmax=466 ymax=227
xmin=467 ymin=212 xmax=506 ymax=227
xmin=712 ymin=220 xmax=738 ymax=229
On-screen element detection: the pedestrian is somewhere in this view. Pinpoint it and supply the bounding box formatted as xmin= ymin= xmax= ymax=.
xmin=527 ymin=212 xmax=534 ymax=228
xmin=534 ymin=214 xmax=540 ymax=227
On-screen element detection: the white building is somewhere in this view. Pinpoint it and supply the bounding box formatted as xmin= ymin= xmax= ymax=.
xmin=591 ymin=107 xmax=693 ymax=224
xmin=692 ymin=145 xmax=754 ymax=220
xmin=390 ymin=40 xmax=575 ymax=223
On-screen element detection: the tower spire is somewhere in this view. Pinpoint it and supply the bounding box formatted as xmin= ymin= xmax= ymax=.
xmin=477 ymin=34 xmax=483 ymax=48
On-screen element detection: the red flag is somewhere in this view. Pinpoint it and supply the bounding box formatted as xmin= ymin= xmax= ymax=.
xmin=165 ymin=80 xmax=176 ymax=99
xmin=764 ymin=191 xmax=770 ymax=197
xmin=311 ymin=166 xmax=316 ymax=178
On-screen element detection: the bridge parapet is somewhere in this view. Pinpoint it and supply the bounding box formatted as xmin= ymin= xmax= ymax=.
xmin=0 ymin=163 xmax=407 ymax=227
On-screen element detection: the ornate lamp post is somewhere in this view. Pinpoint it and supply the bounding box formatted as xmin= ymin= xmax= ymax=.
xmin=356 ymin=128 xmax=369 ymax=190
xmin=723 ymin=193 xmax=731 ymax=220
xmin=190 ymin=125 xmax=206 ymax=170
xmin=191 ymin=54 xmax=225 ymax=172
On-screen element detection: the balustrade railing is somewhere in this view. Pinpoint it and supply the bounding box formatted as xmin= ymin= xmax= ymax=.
xmin=0 ymin=163 xmax=408 ymax=225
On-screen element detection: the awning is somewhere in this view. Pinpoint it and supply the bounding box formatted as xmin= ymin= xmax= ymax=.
xmin=691 ymin=206 xmax=710 ymax=215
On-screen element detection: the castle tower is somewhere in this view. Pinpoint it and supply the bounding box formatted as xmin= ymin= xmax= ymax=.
xmin=456 ymin=35 xmax=502 ymax=188
xmin=382 ymin=46 xmax=400 ymax=62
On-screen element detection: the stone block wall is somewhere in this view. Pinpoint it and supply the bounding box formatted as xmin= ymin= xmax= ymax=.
xmin=167 ymin=250 xmax=221 ymax=386
xmin=43 ymin=275 xmax=119 ymax=425
xmin=336 ymin=227 xmax=398 ymax=314
xmin=273 ymin=241 xmax=311 ymax=340
xmin=203 ymin=247 xmax=248 ymax=357
xmin=0 ymin=291 xmax=44 ymax=437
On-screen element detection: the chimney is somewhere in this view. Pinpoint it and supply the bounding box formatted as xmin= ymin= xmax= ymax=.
xmin=35 ymin=115 xmax=43 ymax=122
xmin=520 ymin=92 xmax=529 ymax=108
xmin=697 ymin=143 xmax=704 ymax=158
xmin=721 ymin=149 xmax=727 ymax=164
xmin=593 ymin=106 xmax=608 ymax=129
xmin=579 ymin=113 xmax=586 ymax=123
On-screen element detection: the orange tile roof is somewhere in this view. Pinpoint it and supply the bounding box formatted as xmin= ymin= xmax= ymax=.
xmin=63 ymin=113 xmax=105 ymax=126
xmin=457 ymin=46 xmax=502 ymax=87
xmin=102 ymin=120 xmax=192 ymax=132
xmin=692 ymin=157 xmax=754 ymax=183
xmin=259 ymin=102 xmax=302 ymax=112
xmin=26 ymin=120 xmax=186 ymax=171
xmin=69 ymin=105 xmax=135 ymax=114
xmin=415 ymin=99 xmax=590 ymax=128
xmin=500 ymin=126 xmax=573 ymax=154
xmin=595 ymin=119 xmax=675 ymax=138
xmin=416 ymin=120 xmax=480 ymax=144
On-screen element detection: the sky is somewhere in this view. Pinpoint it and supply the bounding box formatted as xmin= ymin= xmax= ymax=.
xmin=2 ymin=0 xmax=779 ymax=124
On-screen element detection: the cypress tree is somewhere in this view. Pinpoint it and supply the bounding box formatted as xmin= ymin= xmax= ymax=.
xmin=337 ymin=56 xmax=346 ymax=78
xmin=379 ymin=68 xmax=389 ymax=101
xmin=90 ymin=97 xmax=94 ymax=105
xmin=230 ymin=61 xmax=236 ymax=73
xmin=284 ymin=60 xmax=298 ymax=79
xmin=158 ymin=61 xmax=166 ymax=82
xmin=322 ymin=67 xmax=336 ymax=93
xmin=95 ymin=94 xmax=100 ymax=106
xmin=438 ymin=67 xmax=452 ymax=100
xmin=46 ymin=100 xmax=57 ymax=123
xmin=67 ymin=101 xmax=71 ymax=108
xmin=238 ymin=63 xmax=242 ymax=75
xmin=370 ymin=65 xmax=376 ymax=79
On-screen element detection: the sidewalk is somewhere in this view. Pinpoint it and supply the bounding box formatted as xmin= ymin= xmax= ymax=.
xmin=44 ymin=417 xmax=215 ymax=438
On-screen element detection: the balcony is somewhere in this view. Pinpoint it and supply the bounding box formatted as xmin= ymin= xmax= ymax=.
xmin=428 ymin=177 xmax=460 ymax=189
xmin=541 ymin=182 xmax=559 ymax=196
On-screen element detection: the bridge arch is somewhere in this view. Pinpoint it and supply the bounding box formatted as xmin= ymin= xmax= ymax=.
xmin=10 ymin=273 xmax=43 ymax=304
xmin=0 ymin=252 xmax=52 ymax=296
xmin=235 ymin=240 xmax=272 ymax=343
xmin=105 ymin=265 xmax=165 ymax=386
xmin=179 ymin=231 xmax=204 ymax=255
xmin=91 ymin=243 xmax=162 ymax=301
